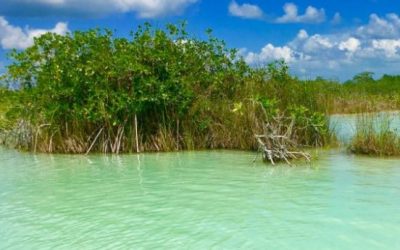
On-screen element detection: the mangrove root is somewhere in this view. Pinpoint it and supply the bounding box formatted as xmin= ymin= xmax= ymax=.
xmin=255 ymin=115 xmax=311 ymax=165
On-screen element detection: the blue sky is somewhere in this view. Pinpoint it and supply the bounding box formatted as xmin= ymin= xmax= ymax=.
xmin=1 ymin=0 xmax=400 ymax=81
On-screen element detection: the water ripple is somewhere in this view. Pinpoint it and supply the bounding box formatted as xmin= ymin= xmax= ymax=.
xmin=0 ymin=148 xmax=399 ymax=249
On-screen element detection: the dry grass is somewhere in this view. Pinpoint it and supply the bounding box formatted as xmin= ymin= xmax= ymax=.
xmin=5 ymin=100 xmax=333 ymax=154
xmin=329 ymin=95 xmax=400 ymax=114
xmin=349 ymin=114 xmax=400 ymax=156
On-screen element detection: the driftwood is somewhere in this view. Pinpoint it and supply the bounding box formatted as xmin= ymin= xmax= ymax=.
xmin=255 ymin=135 xmax=311 ymax=165
xmin=255 ymin=115 xmax=311 ymax=165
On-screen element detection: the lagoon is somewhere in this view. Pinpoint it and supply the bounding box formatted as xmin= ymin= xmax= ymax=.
xmin=0 ymin=147 xmax=399 ymax=249
xmin=330 ymin=111 xmax=400 ymax=143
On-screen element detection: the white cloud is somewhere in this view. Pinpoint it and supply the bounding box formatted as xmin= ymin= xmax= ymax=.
xmin=339 ymin=37 xmax=361 ymax=53
xmin=371 ymin=39 xmax=400 ymax=57
xmin=112 ymin=0 xmax=197 ymax=18
xmin=357 ymin=13 xmax=400 ymax=38
xmin=0 ymin=16 xmax=68 ymax=49
xmin=243 ymin=13 xmax=400 ymax=80
xmin=228 ymin=1 xmax=263 ymax=19
xmin=296 ymin=29 xmax=309 ymax=40
xmin=245 ymin=44 xmax=295 ymax=64
xmin=303 ymin=34 xmax=333 ymax=52
xmin=276 ymin=3 xmax=325 ymax=24
xmin=1 ymin=0 xmax=198 ymax=18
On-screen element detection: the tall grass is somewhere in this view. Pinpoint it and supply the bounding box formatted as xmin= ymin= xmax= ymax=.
xmin=349 ymin=114 xmax=400 ymax=156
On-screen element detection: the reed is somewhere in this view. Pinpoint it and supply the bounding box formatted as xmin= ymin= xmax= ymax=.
xmin=349 ymin=114 xmax=400 ymax=156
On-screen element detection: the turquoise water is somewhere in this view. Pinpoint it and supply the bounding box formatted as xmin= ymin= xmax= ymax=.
xmin=1 ymin=147 xmax=400 ymax=249
xmin=331 ymin=111 xmax=400 ymax=143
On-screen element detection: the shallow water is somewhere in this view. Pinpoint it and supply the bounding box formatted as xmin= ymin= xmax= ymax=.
xmin=1 ymin=147 xmax=399 ymax=249
xmin=331 ymin=111 xmax=400 ymax=143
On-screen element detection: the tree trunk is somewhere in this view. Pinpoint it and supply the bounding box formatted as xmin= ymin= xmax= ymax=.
xmin=135 ymin=114 xmax=140 ymax=153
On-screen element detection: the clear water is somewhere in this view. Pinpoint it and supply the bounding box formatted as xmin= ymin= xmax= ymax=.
xmin=1 ymin=147 xmax=400 ymax=249
xmin=331 ymin=111 xmax=400 ymax=143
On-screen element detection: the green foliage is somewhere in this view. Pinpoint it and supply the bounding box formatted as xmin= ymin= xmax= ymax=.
xmin=288 ymin=105 xmax=329 ymax=146
xmin=351 ymin=72 xmax=375 ymax=84
xmin=257 ymin=97 xmax=279 ymax=118
xmin=4 ymin=17 xmax=400 ymax=154
xmin=2 ymin=23 xmax=336 ymax=153
xmin=0 ymin=88 xmax=17 ymax=131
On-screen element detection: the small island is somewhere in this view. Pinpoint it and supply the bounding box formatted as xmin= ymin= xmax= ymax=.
xmin=1 ymin=24 xmax=399 ymax=161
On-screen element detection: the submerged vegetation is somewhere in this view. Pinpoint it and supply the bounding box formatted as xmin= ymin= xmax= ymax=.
xmin=0 ymin=22 xmax=399 ymax=158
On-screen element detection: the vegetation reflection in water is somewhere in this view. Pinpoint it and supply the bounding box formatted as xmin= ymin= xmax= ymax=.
xmin=0 ymin=147 xmax=399 ymax=249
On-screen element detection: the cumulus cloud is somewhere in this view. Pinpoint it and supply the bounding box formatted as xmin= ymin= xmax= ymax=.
xmin=276 ymin=3 xmax=325 ymax=24
xmin=228 ymin=1 xmax=263 ymax=19
xmin=243 ymin=13 xmax=400 ymax=80
xmin=357 ymin=13 xmax=400 ymax=38
xmin=296 ymin=29 xmax=309 ymax=40
xmin=371 ymin=39 xmax=400 ymax=58
xmin=0 ymin=16 xmax=68 ymax=49
xmin=303 ymin=34 xmax=334 ymax=52
xmin=0 ymin=0 xmax=197 ymax=18
xmin=245 ymin=44 xmax=295 ymax=64
xmin=339 ymin=37 xmax=361 ymax=53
